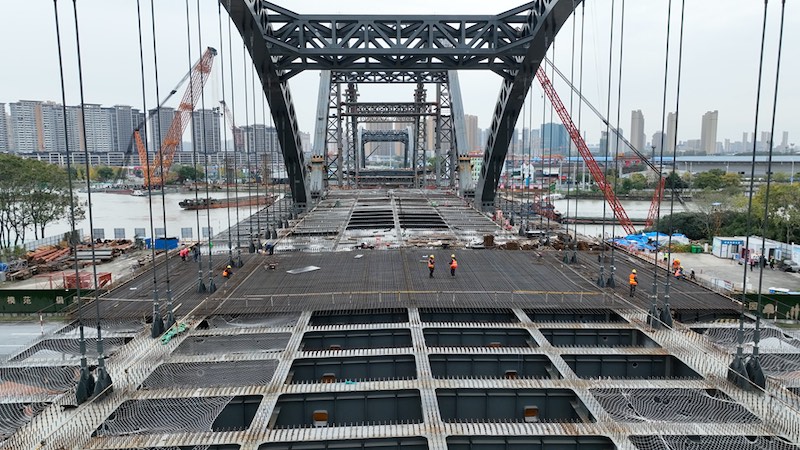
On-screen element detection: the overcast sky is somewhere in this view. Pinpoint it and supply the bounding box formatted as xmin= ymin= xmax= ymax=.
xmin=1 ymin=0 xmax=797 ymax=148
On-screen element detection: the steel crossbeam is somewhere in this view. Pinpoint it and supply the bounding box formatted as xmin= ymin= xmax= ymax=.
xmin=340 ymin=102 xmax=439 ymax=117
xmin=237 ymin=2 xmax=552 ymax=80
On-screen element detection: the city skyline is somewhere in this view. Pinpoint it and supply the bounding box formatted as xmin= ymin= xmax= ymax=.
xmin=0 ymin=0 xmax=796 ymax=151
xmin=0 ymin=100 xmax=794 ymax=158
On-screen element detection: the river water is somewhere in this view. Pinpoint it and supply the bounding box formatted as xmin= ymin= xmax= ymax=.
xmin=18 ymin=194 xmax=693 ymax=245
xmin=27 ymin=191 xmax=272 ymax=243
xmin=551 ymin=198 xmax=696 ymax=238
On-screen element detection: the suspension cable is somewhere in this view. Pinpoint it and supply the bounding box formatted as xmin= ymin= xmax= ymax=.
xmin=52 ymin=0 xmax=94 ymax=403
xmin=661 ymin=0 xmax=687 ymax=328
xmin=151 ymin=0 xmax=178 ymax=316
xmin=183 ymin=0 xmax=206 ymax=293
xmin=752 ymin=0 xmax=786 ymax=383
xmin=563 ymin=0 xmax=577 ymax=263
xmin=217 ymin=1 xmax=233 ymax=266
xmin=195 ymin=0 xmax=217 ymax=293
xmin=226 ymin=1 xmax=243 ymax=266
xmin=136 ymin=0 xmax=164 ymax=339
xmin=731 ymin=0 xmax=771 ymax=388
xmin=251 ymin=63 xmax=262 ymax=248
xmin=606 ymin=0 xmax=626 ymax=287
xmin=71 ymin=0 xmax=112 ymax=397
xmin=649 ymin=0 xmax=674 ymax=324
xmin=242 ymin=42 xmax=255 ymax=253
xmin=598 ymin=0 xmax=616 ymax=287
xmin=573 ymin=1 xmax=586 ymax=252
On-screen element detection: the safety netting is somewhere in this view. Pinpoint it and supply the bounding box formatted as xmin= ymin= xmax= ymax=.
xmin=0 ymin=366 xmax=78 ymax=397
xmin=95 ymin=396 xmax=234 ymax=436
xmin=591 ymin=388 xmax=761 ymax=423
xmin=630 ymin=434 xmax=799 ymax=450
xmin=198 ymin=314 xmax=299 ymax=330
xmin=172 ymin=333 xmax=290 ymax=356
xmin=140 ymin=360 xmax=279 ymax=390
xmin=0 ymin=402 xmax=49 ymax=441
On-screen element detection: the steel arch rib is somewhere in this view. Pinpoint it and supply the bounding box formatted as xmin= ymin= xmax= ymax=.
xmin=475 ymin=0 xmax=582 ymax=210
xmin=224 ymin=0 xmax=310 ymax=210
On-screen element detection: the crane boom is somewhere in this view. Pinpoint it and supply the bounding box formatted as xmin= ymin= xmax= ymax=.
xmin=136 ymin=47 xmax=217 ymax=186
xmin=219 ymin=100 xmax=244 ymax=152
xmin=536 ymin=67 xmax=637 ymax=235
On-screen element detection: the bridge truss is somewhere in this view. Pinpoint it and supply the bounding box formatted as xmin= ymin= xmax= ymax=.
xmin=224 ymin=0 xmax=581 ymax=210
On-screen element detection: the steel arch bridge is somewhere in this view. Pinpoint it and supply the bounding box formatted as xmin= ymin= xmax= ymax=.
xmin=223 ymin=0 xmax=581 ymax=211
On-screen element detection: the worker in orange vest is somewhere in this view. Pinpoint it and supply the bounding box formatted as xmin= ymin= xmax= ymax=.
xmin=629 ymin=269 xmax=638 ymax=297
xmin=449 ymin=254 xmax=458 ymax=277
xmin=222 ymin=265 xmax=233 ymax=279
xmin=428 ymin=255 xmax=435 ymax=278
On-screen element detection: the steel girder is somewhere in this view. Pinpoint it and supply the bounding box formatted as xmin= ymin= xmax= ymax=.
xmin=243 ymin=2 xmax=555 ymax=80
xmin=361 ymin=130 xmax=410 ymax=168
xmin=331 ymin=71 xmax=449 ymax=84
xmin=413 ymin=83 xmax=428 ymax=188
xmin=224 ymin=0 xmax=310 ymax=211
xmin=475 ymin=0 xmax=581 ymax=210
xmin=345 ymin=83 xmax=359 ymax=187
xmin=341 ymin=103 xmax=439 ymax=117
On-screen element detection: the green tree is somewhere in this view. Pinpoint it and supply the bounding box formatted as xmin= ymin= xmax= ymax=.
xmin=0 ymin=155 xmax=79 ymax=247
xmin=174 ymin=165 xmax=204 ymax=183
xmin=94 ymin=166 xmax=116 ymax=182
xmin=772 ymin=172 xmax=790 ymax=183
xmin=664 ymin=171 xmax=688 ymax=192
xmin=720 ymin=172 xmax=742 ymax=190
xmin=692 ymin=169 xmax=726 ymax=190
xmin=752 ymin=183 xmax=800 ymax=244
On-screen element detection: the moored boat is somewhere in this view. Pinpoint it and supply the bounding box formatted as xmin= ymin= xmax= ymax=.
xmin=178 ymin=195 xmax=274 ymax=210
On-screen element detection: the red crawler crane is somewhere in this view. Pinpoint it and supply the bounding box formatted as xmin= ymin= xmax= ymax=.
xmin=536 ymin=67 xmax=637 ymax=235
xmin=135 ymin=47 xmax=217 ymax=187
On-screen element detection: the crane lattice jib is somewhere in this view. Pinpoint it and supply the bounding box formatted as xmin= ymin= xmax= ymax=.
xmin=646 ymin=177 xmax=666 ymax=227
xmin=147 ymin=47 xmax=217 ymax=186
xmin=535 ymin=67 xmax=636 ymax=236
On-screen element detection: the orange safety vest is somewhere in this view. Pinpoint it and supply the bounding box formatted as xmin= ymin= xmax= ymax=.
xmin=450 ymin=259 xmax=458 ymax=269
xmin=629 ymin=273 xmax=637 ymax=285
xmin=428 ymin=259 xmax=435 ymax=269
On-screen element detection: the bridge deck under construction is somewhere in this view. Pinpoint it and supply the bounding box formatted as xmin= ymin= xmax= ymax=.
xmin=1 ymin=189 xmax=799 ymax=450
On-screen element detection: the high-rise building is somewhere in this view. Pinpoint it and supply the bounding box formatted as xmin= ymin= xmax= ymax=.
xmin=75 ymin=104 xmax=114 ymax=153
xmin=464 ymin=114 xmax=480 ymax=151
xmin=599 ymin=131 xmax=609 ymax=155
xmin=0 ymin=103 xmax=8 ymax=152
xmin=630 ymin=110 xmax=645 ymax=153
xmin=191 ymin=109 xmax=222 ymax=154
xmin=651 ymin=131 xmax=665 ymax=155
xmin=761 ymin=131 xmax=772 ymax=148
xmin=781 ymin=131 xmax=789 ymax=150
xmin=241 ymin=124 xmax=279 ymax=156
xmin=666 ymin=112 xmax=677 ymax=154
xmin=111 ymin=105 xmax=136 ymax=154
xmin=9 ymin=100 xmax=41 ymax=153
xmin=700 ymin=110 xmax=718 ymax=155
xmin=611 ymin=128 xmax=624 ymax=154
xmin=541 ymin=122 xmax=569 ymax=156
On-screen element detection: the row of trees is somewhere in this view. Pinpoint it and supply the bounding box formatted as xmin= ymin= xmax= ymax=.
xmin=0 ymin=154 xmax=83 ymax=250
xmin=654 ymin=182 xmax=800 ymax=244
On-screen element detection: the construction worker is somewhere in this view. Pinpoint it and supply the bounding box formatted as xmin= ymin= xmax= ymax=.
xmin=222 ymin=265 xmax=233 ymax=279
xmin=428 ymin=255 xmax=436 ymax=278
xmin=449 ymin=254 xmax=458 ymax=277
xmin=672 ymin=258 xmax=680 ymax=272
xmin=629 ymin=269 xmax=638 ymax=297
